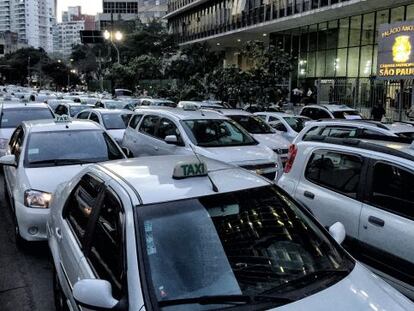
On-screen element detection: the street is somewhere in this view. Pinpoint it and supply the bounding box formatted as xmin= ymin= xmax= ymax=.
xmin=0 ymin=173 xmax=54 ymax=311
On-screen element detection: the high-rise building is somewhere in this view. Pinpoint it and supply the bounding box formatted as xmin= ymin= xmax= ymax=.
xmin=53 ymin=20 xmax=85 ymax=56
xmin=0 ymin=0 xmax=55 ymax=52
xmin=138 ymin=0 xmax=168 ymax=22
xmin=166 ymin=0 xmax=414 ymax=114
xmin=61 ymin=6 xmax=96 ymax=30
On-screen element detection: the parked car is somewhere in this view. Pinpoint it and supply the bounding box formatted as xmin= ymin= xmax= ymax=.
xmin=75 ymin=108 xmax=133 ymax=144
xmin=122 ymin=107 xmax=283 ymax=180
xmin=278 ymin=136 xmax=414 ymax=298
xmin=300 ymin=104 xmax=362 ymax=120
xmin=0 ymin=118 xmax=126 ymax=244
xmin=46 ymin=99 xmax=76 ymax=111
xmin=54 ymin=102 xmax=94 ymax=117
xmin=255 ymin=112 xmax=310 ymax=142
xmin=137 ymin=98 xmax=176 ymax=108
xmin=48 ymin=155 xmax=414 ymax=311
xmin=0 ymin=102 xmax=54 ymax=156
xmin=177 ymin=101 xmax=224 ymax=109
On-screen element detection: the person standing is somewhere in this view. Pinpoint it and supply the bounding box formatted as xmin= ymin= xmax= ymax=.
xmin=371 ymin=102 xmax=386 ymax=121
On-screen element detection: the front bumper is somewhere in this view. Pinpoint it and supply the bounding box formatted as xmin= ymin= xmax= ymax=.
xmin=15 ymin=200 xmax=49 ymax=241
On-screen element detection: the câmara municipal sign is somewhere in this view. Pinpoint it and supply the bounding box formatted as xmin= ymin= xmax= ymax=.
xmin=377 ymin=21 xmax=414 ymax=80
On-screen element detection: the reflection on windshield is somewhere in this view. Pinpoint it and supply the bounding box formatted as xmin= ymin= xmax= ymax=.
xmin=182 ymin=119 xmax=257 ymax=147
xmin=0 ymin=108 xmax=54 ymax=128
xmin=230 ymin=115 xmax=274 ymax=134
xmin=69 ymin=106 xmax=89 ymax=117
xmin=283 ymin=117 xmax=307 ymax=133
xmin=138 ymin=186 xmax=353 ymax=310
xmin=102 ymin=114 xmax=131 ymax=130
xmin=25 ymin=130 xmax=124 ymax=167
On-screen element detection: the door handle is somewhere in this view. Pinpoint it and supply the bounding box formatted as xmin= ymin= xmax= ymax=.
xmin=304 ymin=191 xmax=315 ymax=199
xmin=55 ymin=227 xmax=62 ymax=240
xmin=368 ymin=216 xmax=385 ymax=227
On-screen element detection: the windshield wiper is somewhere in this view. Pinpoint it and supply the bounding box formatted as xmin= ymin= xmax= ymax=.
xmin=29 ymin=159 xmax=97 ymax=166
xmin=261 ymin=268 xmax=350 ymax=295
xmin=158 ymin=294 xmax=294 ymax=308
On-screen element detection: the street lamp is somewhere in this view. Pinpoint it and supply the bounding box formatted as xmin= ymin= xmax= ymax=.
xmin=103 ymin=30 xmax=123 ymax=64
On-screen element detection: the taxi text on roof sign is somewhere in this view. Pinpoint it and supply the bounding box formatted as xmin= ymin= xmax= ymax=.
xmin=55 ymin=115 xmax=71 ymax=123
xmin=377 ymin=21 xmax=414 ymax=80
xmin=173 ymin=160 xmax=208 ymax=179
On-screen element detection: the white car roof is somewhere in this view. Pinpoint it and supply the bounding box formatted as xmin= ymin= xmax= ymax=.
xmin=99 ymin=155 xmax=270 ymax=204
xmin=0 ymin=102 xmax=50 ymax=109
xmin=383 ymin=122 xmax=414 ymax=134
xmin=83 ymin=108 xmax=133 ymax=115
xmin=133 ymin=107 xmax=227 ymax=120
xmin=255 ymin=112 xmax=300 ymax=118
xmin=304 ymin=104 xmax=356 ymax=112
xmin=305 ymin=119 xmax=388 ymax=129
xmin=218 ymin=109 xmax=251 ymax=116
xmin=22 ymin=119 xmax=103 ymax=133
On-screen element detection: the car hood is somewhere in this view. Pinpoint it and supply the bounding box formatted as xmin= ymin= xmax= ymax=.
xmin=194 ymin=144 xmax=276 ymax=165
xmin=274 ymin=264 xmax=413 ymax=311
xmin=25 ymin=165 xmax=90 ymax=194
xmin=107 ymin=129 xmax=125 ymax=142
xmin=252 ymin=133 xmax=290 ymax=150
xmin=0 ymin=128 xmax=15 ymax=140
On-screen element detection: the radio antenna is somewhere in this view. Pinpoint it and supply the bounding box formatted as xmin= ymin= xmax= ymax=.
xmin=189 ymin=144 xmax=219 ymax=192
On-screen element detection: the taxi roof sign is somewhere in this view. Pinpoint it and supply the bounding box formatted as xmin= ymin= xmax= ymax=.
xmin=55 ymin=115 xmax=71 ymax=123
xmin=173 ymin=160 xmax=208 ymax=179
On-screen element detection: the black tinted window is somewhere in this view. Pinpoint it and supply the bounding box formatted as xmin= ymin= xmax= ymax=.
xmin=306 ymin=150 xmax=362 ymax=199
xmin=77 ymin=111 xmax=90 ymax=119
xmin=139 ymin=115 xmax=159 ymax=136
xmin=89 ymin=113 xmax=99 ymax=123
xmin=128 ymin=115 xmax=142 ymax=129
xmin=370 ymin=163 xmax=414 ymax=219
xmin=88 ymin=190 xmax=124 ymax=299
xmin=102 ymin=113 xmax=131 ymax=130
xmin=0 ymin=108 xmax=53 ymax=128
xmin=65 ymin=175 xmax=103 ymax=242
xmin=320 ymin=127 xmax=357 ymax=138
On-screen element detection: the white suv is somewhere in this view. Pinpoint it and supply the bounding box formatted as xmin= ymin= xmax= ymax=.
xmin=122 ymin=107 xmax=283 ymax=180
xmin=300 ymin=104 xmax=362 ymax=120
xmin=278 ymin=136 xmax=414 ymax=298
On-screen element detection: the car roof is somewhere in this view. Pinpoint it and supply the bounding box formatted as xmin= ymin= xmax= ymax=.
xmin=383 ymin=122 xmax=414 ymax=133
xmin=306 ymin=119 xmax=390 ymax=130
xmin=134 ymin=107 xmax=227 ymax=120
xmin=0 ymin=102 xmax=50 ymax=109
xmin=99 ymin=155 xmax=270 ymax=204
xmin=84 ymin=108 xmax=133 ymax=115
xmin=22 ymin=119 xmax=102 ymax=132
xmin=142 ymin=98 xmax=174 ymax=103
xmin=255 ymin=112 xmax=299 ymax=118
xmin=304 ymin=104 xmax=356 ymax=112
xmin=217 ymin=109 xmax=251 ymax=116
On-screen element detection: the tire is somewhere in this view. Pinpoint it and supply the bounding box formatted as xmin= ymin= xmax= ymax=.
xmin=53 ymin=265 xmax=70 ymax=311
xmin=10 ymin=199 xmax=29 ymax=249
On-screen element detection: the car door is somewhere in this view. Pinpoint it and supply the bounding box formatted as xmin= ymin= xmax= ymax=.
xmin=4 ymin=126 xmax=24 ymax=197
xmin=294 ymin=148 xmax=365 ymax=241
xmin=59 ymin=174 xmax=105 ymax=304
xmin=155 ymin=117 xmax=186 ymax=155
xmin=137 ymin=114 xmax=161 ymax=156
xmin=122 ymin=114 xmax=143 ymax=155
xmin=358 ymin=160 xmax=414 ymax=287
xmin=78 ymin=187 xmax=127 ymax=303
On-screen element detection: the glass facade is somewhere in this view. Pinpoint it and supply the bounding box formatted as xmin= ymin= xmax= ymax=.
xmin=271 ymin=3 xmax=414 ymax=115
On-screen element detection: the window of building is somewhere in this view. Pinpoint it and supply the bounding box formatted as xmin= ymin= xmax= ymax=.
xmin=316 ymin=50 xmax=326 ymax=76
xmin=305 ymin=150 xmax=362 ymax=198
xmin=337 ymin=18 xmax=349 ymax=48
xmin=407 ymin=4 xmax=414 ymax=21
xmin=307 ymin=52 xmax=316 ymax=77
xmin=370 ymin=163 xmax=414 ymax=219
xmin=375 ymin=9 xmax=389 ymax=44
xmin=390 ymin=6 xmax=404 ymax=23
xmin=335 ymin=48 xmax=347 ymax=77
xmin=359 ymin=45 xmax=373 ymax=77
xmin=349 ymin=15 xmax=361 ymax=47
xmin=361 ymin=12 xmax=375 ymax=45
xmin=347 ymin=47 xmax=360 ymax=77
xmin=325 ymin=49 xmax=336 ymax=77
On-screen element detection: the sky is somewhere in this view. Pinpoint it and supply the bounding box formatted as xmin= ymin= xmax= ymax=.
xmin=57 ymin=0 xmax=102 ymax=21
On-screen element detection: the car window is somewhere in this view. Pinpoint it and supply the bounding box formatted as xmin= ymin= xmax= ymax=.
xmin=229 ymin=115 xmax=274 ymax=134
xmin=77 ymin=111 xmax=90 ymax=119
xmin=317 ymin=109 xmax=331 ymax=119
xmin=89 ymin=113 xmax=100 ymax=123
xmin=87 ymin=190 xmax=124 ymax=299
xmin=303 ymin=126 xmax=321 ymax=139
xmin=139 ymin=115 xmax=160 ymax=136
xmin=271 ymin=121 xmax=288 ymax=132
xmin=64 ymin=174 xmax=103 ymax=243
xmin=101 ymin=114 xmax=131 ymax=130
xmin=320 ymin=126 xmax=357 ymax=138
xmin=301 ymin=108 xmax=311 ymax=118
xmin=305 ymin=150 xmax=362 ymax=199
xmin=55 ymin=105 xmax=68 ymax=115
xmin=128 ymin=114 xmax=142 ymax=129
xmin=156 ymin=118 xmax=182 ymax=142
xmin=369 ymin=163 xmax=414 ymax=219
xmin=360 ymin=129 xmax=387 ymax=139
xmin=69 ymin=106 xmax=89 ymax=117
xmin=283 ymin=117 xmax=308 ymax=132
xmin=9 ymin=126 xmax=24 ymax=160
xmin=256 ymin=115 xmax=267 ymax=121
xmin=0 ymin=108 xmax=54 ymax=128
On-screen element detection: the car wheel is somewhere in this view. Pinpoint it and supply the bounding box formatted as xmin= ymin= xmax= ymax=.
xmin=53 ymin=265 xmax=69 ymax=311
xmin=11 ymin=199 xmax=28 ymax=249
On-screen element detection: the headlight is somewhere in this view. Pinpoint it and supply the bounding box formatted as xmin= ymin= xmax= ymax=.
xmin=0 ymin=138 xmax=8 ymax=149
xmin=24 ymin=189 xmax=52 ymax=209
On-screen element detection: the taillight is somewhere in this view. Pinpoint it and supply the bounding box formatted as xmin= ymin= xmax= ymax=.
xmin=284 ymin=144 xmax=297 ymax=173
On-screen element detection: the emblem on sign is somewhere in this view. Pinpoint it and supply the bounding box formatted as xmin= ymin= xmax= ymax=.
xmin=392 ymin=35 xmax=411 ymax=63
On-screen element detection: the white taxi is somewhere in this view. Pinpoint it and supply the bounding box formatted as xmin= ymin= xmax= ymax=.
xmin=47 ymin=156 xmax=413 ymax=311
xmin=0 ymin=117 xmax=126 ymax=244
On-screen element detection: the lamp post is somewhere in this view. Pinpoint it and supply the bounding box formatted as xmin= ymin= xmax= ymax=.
xmin=103 ymin=30 xmax=123 ymax=64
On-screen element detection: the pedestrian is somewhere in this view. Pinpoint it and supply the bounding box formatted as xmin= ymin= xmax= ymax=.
xmin=371 ymin=101 xmax=386 ymax=121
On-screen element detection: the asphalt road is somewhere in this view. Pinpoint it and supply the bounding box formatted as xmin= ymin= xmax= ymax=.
xmin=0 ymin=173 xmax=54 ymax=311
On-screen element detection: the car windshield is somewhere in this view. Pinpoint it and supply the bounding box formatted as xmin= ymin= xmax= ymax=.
xmin=69 ymin=106 xmax=89 ymax=117
xmin=104 ymin=101 xmax=126 ymax=109
xmin=283 ymin=117 xmax=308 ymax=132
xmin=182 ymin=119 xmax=257 ymax=147
xmin=0 ymin=108 xmax=54 ymax=128
xmin=137 ymin=186 xmax=353 ymax=310
xmin=102 ymin=113 xmax=132 ymax=130
xmin=229 ymin=115 xmax=274 ymax=134
xmin=25 ymin=130 xmax=124 ymax=167
xmin=332 ymin=110 xmax=362 ymax=119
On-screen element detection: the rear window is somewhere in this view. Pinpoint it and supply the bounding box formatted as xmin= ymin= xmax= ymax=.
xmin=0 ymin=108 xmax=54 ymax=128
xmin=102 ymin=113 xmax=132 ymax=130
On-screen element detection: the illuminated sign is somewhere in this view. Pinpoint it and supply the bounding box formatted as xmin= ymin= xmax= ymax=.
xmin=377 ymin=22 xmax=414 ymax=79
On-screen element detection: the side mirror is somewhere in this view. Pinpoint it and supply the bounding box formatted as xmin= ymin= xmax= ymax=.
xmin=329 ymin=222 xmax=346 ymax=245
xmin=0 ymin=154 xmax=16 ymax=167
xmin=122 ymin=147 xmax=134 ymax=158
xmin=165 ymin=135 xmax=179 ymax=145
xmin=73 ymin=279 xmax=119 ymax=311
